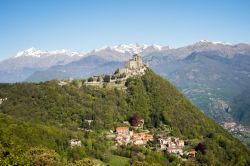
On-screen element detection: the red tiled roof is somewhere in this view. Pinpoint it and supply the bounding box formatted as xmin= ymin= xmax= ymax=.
xmin=116 ymin=127 xmax=129 ymax=131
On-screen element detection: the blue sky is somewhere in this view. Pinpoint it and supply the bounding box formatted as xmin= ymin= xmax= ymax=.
xmin=0 ymin=0 xmax=250 ymax=60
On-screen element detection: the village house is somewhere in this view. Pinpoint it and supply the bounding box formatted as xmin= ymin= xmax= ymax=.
xmin=158 ymin=137 xmax=185 ymax=155
xmin=116 ymin=127 xmax=130 ymax=135
xmin=168 ymin=141 xmax=176 ymax=147
xmin=188 ymin=149 xmax=197 ymax=158
xmin=69 ymin=139 xmax=82 ymax=147
xmin=0 ymin=98 xmax=7 ymax=105
xmin=160 ymin=144 xmax=167 ymax=150
xmin=116 ymin=134 xmax=130 ymax=145
xmin=159 ymin=137 xmax=172 ymax=145
xmin=132 ymin=132 xmax=153 ymax=145
xmin=158 ymin=137 xmax=172 ymax=150
xmin=176 ymin=139 xmax=184 ymax=147
xmin=115 ymin=126 xmax=153 ymax=146
xmin=167 ymin=146 xmax=183 ymax=155
xmin=115 ymin=127 xmax=133 ymax=145
xmin=167 ymin=139 xmax=183 ymax=155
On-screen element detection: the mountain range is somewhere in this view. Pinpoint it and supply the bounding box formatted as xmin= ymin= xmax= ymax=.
xmin=1 ymin=40 xmax=250 ymax=145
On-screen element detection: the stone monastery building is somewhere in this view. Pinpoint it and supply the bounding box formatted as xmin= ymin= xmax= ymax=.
xmin=118 ymin=54 xmax=146 ymax=76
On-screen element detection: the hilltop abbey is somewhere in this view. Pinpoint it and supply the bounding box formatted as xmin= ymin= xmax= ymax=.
xmin=118 ymin=54 xmax=147 ymax=77
xmin=83 ymin=54 xmax=147 ymax=88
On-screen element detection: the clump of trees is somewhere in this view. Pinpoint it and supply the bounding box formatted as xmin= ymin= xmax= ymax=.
xmin=26 ymin=147 xmax=61 ymax=166
xmin=130 ymin=113 xmax=142 ymax=126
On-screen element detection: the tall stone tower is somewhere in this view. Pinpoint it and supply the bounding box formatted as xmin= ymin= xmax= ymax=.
xmin=127 ymin=54 xmax=143 ymax=70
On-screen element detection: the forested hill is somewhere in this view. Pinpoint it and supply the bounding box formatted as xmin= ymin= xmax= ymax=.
xmin=0 ymin=69 xmax=249 ymax=165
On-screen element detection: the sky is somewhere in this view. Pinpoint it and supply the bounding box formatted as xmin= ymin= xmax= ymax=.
xmin=0 ymin=0 xmax=250 ymax=60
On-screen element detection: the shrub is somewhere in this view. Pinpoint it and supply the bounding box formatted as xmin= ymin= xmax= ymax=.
xmin=103 ymin=75 xmax=111 ymax=83
xmin=88 ymin=77 xmax=94 ymax=82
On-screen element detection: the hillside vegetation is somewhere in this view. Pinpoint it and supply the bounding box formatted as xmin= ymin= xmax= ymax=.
xmin=0 ymin=69 xmax=249 ymax=165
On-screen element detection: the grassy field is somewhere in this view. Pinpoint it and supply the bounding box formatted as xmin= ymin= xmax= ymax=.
xmin=108 ymin=155 xmax=130 ymax=166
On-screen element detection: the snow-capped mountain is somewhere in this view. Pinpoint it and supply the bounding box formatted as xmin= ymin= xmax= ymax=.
xmin=0 ymin=43 xmax=167 ymax=82
xmin=1 ymin=47 xmax=84 ymax=72
xmin=11 ymin=40 xmax=244 ymax=63
xmin=6 ymin=44 xmax=166 ymax=63
xmin=92 ymin=44 xmax=148 ymax=54
xmin=14 ymin=47 xmax=85 ymax=58
xmin=22 ymin=40 xmax=250 ymax=82
xmin=113 ymin=43 xmax=149 ymax=53
xmin=91 ymin=43 xmax=166 ymax=54
xmin=0 ymin=48 xmax=85 ymax=82
xmin=194 ymin=40 xmax=231 ymax=46
xmin=187 ymin=40 xmax=250 ymax=58
xmin=87 ymin=43 xmax=168 ymax=61
xmin=15 ymin=47 xmax=48 ymax=58
xmin=144 ymin=40 xmax=250 ymax=60
xmin=1 ymin=41 xmax=250 ymax=83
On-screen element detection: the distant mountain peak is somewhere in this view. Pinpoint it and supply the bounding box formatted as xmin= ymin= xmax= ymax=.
xmin=112 ymin=43 xmax=149 ymax=54
xmin=195 ymin=40 xmax=231 ymax=46
xmin=15 ymin=47 xmax=48 ymax=58
xmin=14 ymin=48 xmax=85 ymax=58
xmin=50 ymin=49 xmax=84 ymax=57
xmin=90 ymin=43 xmax=168 ymax=55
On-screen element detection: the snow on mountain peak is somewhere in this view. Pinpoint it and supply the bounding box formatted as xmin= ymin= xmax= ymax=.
xmin=196 ymin=40 xmax=231 ymax=45
xmin=90 ymin=43 xmax=166 ymax=54
xmin=112 ymin=43 xmax=149 ymax=54
xmin=149 ymin=44 xmax=165 ymax=50
xmin=15 ymin=47 xmax=48 ymax=58
xmin=14 ymin=48 xmax=85 ymax=58
xmin=50 ymin=49 xmax=84 ymax=56
xmin=13 ymin=43 xmax=168 ymax=59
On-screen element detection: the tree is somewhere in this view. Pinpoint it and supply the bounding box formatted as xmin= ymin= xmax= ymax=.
xmin=26 ymin=147 xmax=61 ymax=166
xmin=87 ymin=77 xmax=94 ymax=82
xmin=130 ymin=113 xmax=142 ymax=126
xmin=103 ymin=75 xmax=111 ymax=83
xmin=111 ymin=75 xmax=116 ymax=80
xmin=72 ymin=80 xmax=82 ymax=88
xmin=195 ymin=142 xmax=206 ymax=154
xmin=68 ymin=147 xmax=86 ymax=162
xmin=114 ymin=69 xmax=119 ymax=74
xmin=0 ymin=142 xmax=29 ymax=166
xmin=86 ymin=139 xmax=92 ymax=151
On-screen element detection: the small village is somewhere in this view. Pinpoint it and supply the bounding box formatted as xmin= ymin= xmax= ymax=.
xmin=113 ymin=118 xmax=196 ymax=158
xmin=69 ymin=115 xmax=197 ymax=159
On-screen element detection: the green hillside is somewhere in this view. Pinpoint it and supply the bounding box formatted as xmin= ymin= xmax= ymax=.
xmin=0 ymin=69 xmax=249 ymax=165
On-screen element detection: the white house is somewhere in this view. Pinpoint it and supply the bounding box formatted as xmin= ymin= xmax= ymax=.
xmin=69 ymin=139 xmax=82 ymax=147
